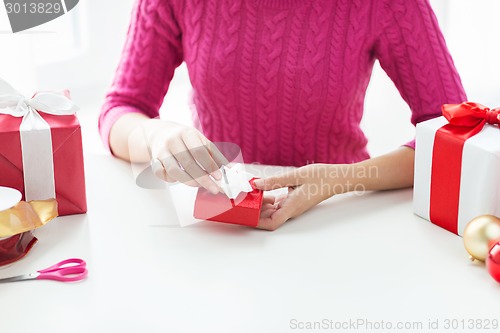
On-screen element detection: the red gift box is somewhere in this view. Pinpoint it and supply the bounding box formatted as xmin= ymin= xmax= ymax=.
xmin=193 ymin=178 xmax=263 ymax=227
xmin=0 ymin=96 xmax=86 ymax=216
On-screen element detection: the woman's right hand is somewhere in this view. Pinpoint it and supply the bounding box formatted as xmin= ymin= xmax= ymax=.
xmin=147 ymin=120 xmax=228 ymax=194
xmin=109 ymin=113 xmax=228 ymax=194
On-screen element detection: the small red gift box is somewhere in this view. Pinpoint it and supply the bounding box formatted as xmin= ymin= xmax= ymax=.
xmin=0 ymin=86 xmax=87 ymax=216
xmin=193 ymin=178 xmax=263 ymax=227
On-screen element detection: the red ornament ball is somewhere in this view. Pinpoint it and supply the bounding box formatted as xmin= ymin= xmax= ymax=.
xmin=486 ymin=241 xmax=500 ymax=283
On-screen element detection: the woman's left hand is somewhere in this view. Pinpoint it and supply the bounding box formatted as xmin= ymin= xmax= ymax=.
xmin=253 ymin=164 xmax=346 ymax=231
xmin=253 ymin=147 xmax=416 ymax=231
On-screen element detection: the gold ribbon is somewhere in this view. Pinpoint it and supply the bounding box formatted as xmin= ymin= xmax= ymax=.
xmin=0 ymin=199 xmax=58 ymax=238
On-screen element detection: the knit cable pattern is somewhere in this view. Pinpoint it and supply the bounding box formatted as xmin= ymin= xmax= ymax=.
xmin=100 ymin=0 xmax=466 ymax=166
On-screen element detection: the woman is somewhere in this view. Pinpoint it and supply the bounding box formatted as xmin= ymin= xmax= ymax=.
xmin=99 ymin=0 xmax=466 ymax=230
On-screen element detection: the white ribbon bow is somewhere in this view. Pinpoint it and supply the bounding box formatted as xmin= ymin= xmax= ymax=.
xmin=0 ymin=78 xmax=78 ymax=117
xmin=0 ymin=78 xmax=79 ymax=202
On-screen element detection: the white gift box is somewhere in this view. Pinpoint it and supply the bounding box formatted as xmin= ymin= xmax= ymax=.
xmin=413 ymin=116 xmax=500 ymax=236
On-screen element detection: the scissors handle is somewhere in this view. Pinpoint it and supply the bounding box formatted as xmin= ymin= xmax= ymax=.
xmin=37 ymin=258 xmax=88 ymax=282
xmin=38 ymin=258 xmax=86 ymax=273
xmin=37 ymin=266 xmax=88 ymax=282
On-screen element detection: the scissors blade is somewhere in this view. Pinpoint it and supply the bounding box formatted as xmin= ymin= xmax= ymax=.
xmin=0 ymin=273 xmax=39 ymax=283
xmin=221 ymin=167 xmax=229 ymax=185
xmin=221 ymin=167 xmax=233 ymax=199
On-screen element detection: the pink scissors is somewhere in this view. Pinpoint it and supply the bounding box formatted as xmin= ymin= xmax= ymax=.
xmin=0 ymin=258 xmax=88 ymax=283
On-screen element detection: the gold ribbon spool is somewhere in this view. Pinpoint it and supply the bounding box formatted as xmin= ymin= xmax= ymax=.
xmin=0 ymin=199 xmax=58 ymax=238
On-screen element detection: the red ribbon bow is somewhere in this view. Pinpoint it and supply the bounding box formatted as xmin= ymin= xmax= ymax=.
xmin=443 ymin=102 xmax=500 ymax=132
xmin=429 ymin=102 xmax=500 ymax=234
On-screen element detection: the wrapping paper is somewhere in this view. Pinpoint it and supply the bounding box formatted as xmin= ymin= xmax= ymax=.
xmin=215 ymin=164 xmax=253 ymax=199
xmin=0 ymin=232 xmax=37 ymax=267
xmin=193 ymin=178 xmax=263 ymax=227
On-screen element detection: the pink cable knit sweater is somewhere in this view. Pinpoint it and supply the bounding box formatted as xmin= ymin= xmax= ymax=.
xmin=99 ymin=0 xmax=466 ymax=167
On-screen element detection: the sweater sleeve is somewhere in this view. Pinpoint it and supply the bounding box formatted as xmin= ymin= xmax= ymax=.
xmin=372 ymin=0 xmax=466 ymax=149
xmin=98 ymin=0 xmax=183 ymax=152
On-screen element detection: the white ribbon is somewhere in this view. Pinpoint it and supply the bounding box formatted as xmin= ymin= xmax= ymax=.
xmin=214 ymin=164 xmax=254 ymax=199
xmin=0 ymin=78 xmax=79 ymax=202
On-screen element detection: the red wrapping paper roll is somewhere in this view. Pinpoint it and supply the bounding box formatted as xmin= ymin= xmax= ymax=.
xmin=0 ymin=232 xmax=37 ymax=267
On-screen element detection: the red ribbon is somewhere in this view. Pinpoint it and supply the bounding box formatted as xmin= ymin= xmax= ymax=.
xmin=429 ymin=102 xmax=500 ymax=234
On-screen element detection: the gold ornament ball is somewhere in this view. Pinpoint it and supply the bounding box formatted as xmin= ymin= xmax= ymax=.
xmin=463 ymin=215 xmax=500 ymax=262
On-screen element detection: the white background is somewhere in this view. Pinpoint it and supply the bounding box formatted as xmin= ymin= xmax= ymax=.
xmin=0 ymin=0 xmax=499 ymax=157
xmin=1 ymin=4 xmax=500 ymax=332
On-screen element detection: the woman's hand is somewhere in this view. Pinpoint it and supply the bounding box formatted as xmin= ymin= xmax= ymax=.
xmin=109 ymin=113 xmax=228 ymax=194
xmin=253 ymin=147 xmax=415 ymax=230
xmin=148 ymin=121 xmax=227 ymax=194
xmin=254 ymin=164 xmax=344 ymax=231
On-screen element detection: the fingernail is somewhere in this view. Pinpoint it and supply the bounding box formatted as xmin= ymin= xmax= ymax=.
xmin=253 ymin=179 xmax=264 ymax=188
xmin=209 ymin=185 xmax=219 ymax=195
xmin=211 ymin=170 xmax=222 ymax=180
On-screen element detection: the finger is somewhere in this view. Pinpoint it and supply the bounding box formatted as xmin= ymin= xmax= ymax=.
xmin=257 ymin=209 xmax=290 ymax=231
xmin=257 ymin=200 xmax=290 ymax=231
xmin=183 ymin=133 xmax=224 ymax=180
xmin=275 ymin=191 xmax=289 ymax=204
xmin=153 ymin=157 xmax=198 ymax=186
xmin=258 ymin=196 xmax=298 ymax=231
xmin=277 ymin=184 xmax=325 ymax=217
xmin=260 ymin=203 xmax=278 ymax=219
xmin=262 ymin=195 xmax=276 ymax=205
xmin=152 ymin=159 xmax=166 ymax=181
xmin=160 ymin=154 xmax=219 ymax=193
xmin=257 ymin=187 xmax=303 ymax=230
xmin=192 ymin=174 xmax=221 ymax=194
xmin=169 ymin=142 xmax=220 ymax=193
xmin=205 ymin=139 xmax=229 ymax=167
xmin=152 ymin=159 xmax=175 ymax=182
xmin=253 ymin=170 xmax=303 ymax=191
xmin=159 ymin=154 xmax=190 ymax=182
xmin=276 ymin=198 xmax=286 ymax=210
xmin=171 ymin=145 xmax=207 ymax=181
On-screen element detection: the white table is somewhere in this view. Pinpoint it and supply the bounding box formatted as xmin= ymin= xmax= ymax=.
xmin=1 ymin=155 xmax=499 ymax=333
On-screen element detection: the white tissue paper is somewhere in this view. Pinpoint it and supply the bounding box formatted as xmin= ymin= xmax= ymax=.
xmin=214 ymin=164 xmax=253 ymax=199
